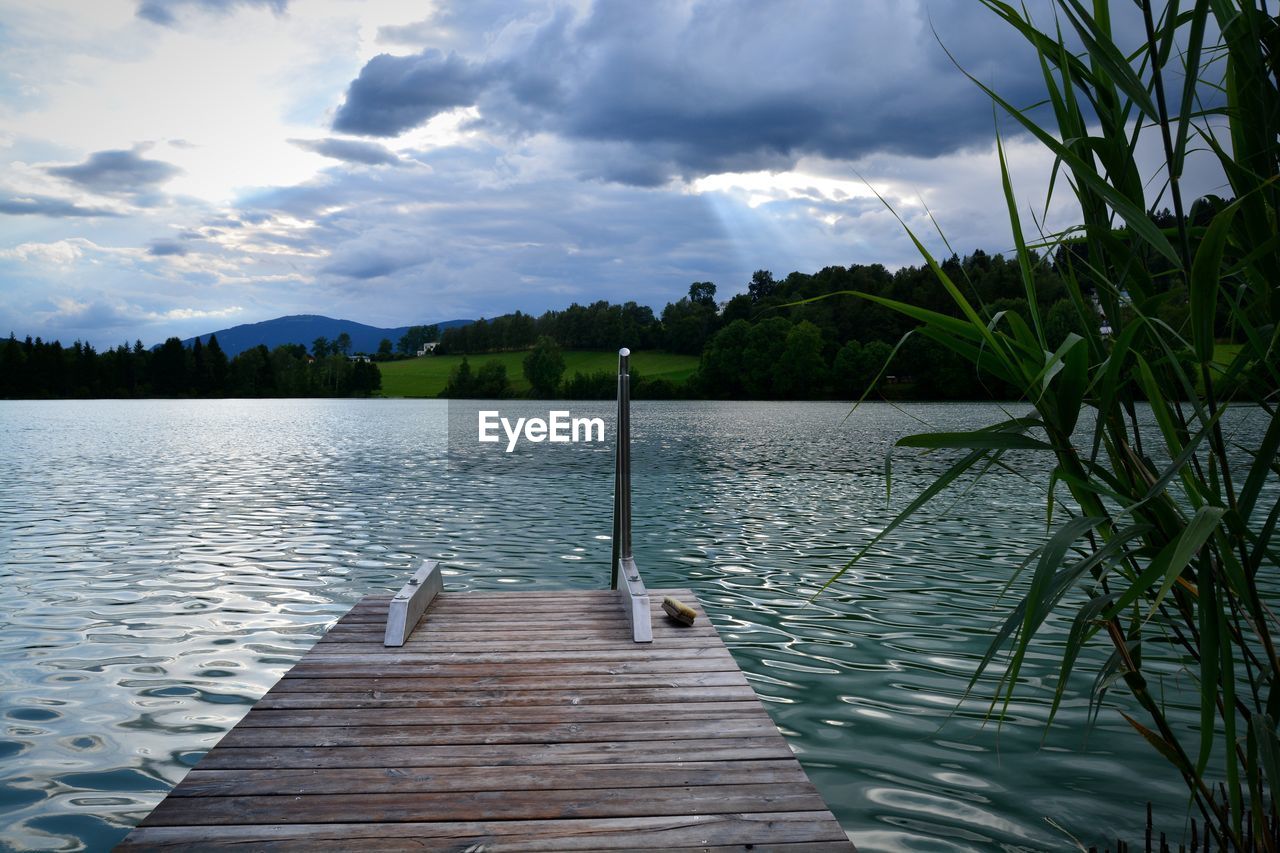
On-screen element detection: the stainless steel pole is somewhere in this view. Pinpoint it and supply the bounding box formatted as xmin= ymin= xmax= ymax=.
xmin=610 ymin=347 xmax=631 ymax=588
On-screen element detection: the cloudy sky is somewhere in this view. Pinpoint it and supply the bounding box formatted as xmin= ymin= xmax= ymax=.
xmin=0 ymin=0 xmax=1218 ymax=347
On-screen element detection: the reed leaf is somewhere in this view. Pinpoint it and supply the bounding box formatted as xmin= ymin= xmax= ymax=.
xmin=1147 ymin=506 xmax=1225 ymax=618
xmin=818 ymin=1 xmax=1280 ymax=846
xmin=1123 ymin=711 xmax=1186 ymax=768
xmin=1190 ymin=201 xmax=1240 ymax=363
xmin=1196 ymin=580 xmax=1221 ymax=777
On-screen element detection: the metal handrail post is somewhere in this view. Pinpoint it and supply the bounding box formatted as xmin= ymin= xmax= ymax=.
xmin=610 ymin=347 xmax=650 ymax=642
xmin=611 ymin=347 xmax=631 ymax=589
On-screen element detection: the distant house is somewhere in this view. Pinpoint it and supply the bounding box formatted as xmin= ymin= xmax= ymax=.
xmin=348 ymin=354 xmax=372 ymax=363
xmin=417 ymin=342 xmax=439 ymax=356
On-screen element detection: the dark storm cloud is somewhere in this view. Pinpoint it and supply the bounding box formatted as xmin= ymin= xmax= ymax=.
xmin=320 ymin=247 xmax=427 ymax=281
xmin=289 ymin=137 xmax=403 ymax=166
xmin=376 ymin=3 xmax=532 ymax=52
xmin=147 ymin=239 xmax=188 ymax=256
xmin=376 ymin=19 xmax=440 ymax=47
xmin=0 ymin=194 xmax=122 ymax=217
xmin=46 ymin=149 xmax=181 ymax=197
xmin=136 ymin=0 xmax=287 ymax=26
xmin=332 ymin=50 xmax=492 ymax=137
xmin=235 ymin=141 xmax=748 ymax=314
xmin=228 ymin=127 xmax=1106 ymax=327
xmin=333 ymin=1 xmax=1054 ymax=184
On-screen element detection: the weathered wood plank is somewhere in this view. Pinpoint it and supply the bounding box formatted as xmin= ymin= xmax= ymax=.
xmin=342 ymin=614 xmax=646 ymax=627
xmin=340 ymin=612 xmax=686 ymax=628
xmin=569 ymin=844 xmax=852 ymax=853
xmin=194 ymin=736 xmax=798 ymax=770
xmin=345 ymin=589 xmax=693 ymax=612
xmin=321 ymin=626 xmax=724 ymax=644
xmin=280 ymin=657 xmax=745 ymax=679
xmin=344 ymin=612 xmax=708 ymax=626
xmin=119 ymin=811 xmax=848 ymax=851
xmin=255 ymin=684 xmax=759 ymax=709
xmin=140 ymin=783 xmax=830 ymax=826
xmin=123 ymin=836 xmax=852 ymax=853
xmin=264 ymin=669 xmax=751 ymax=693
xmin=317 ymin=637 xmax=727 ymax=653
xmin=350 ymin=588 xmax=654 ymax=605
xmin=297 ymin=645 xmax=733 ymax=664
xmin=232 ymin=700 xmax=766 ymax=728
xmin=174 ymin=759 xmax=808 ymax=797
xmin=328 ymin=619 xmax=722 ymax=634
xmin=215 ymin=717 xmax=785 ymax=748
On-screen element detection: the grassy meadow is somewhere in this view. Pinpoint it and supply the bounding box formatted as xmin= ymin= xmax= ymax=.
xmin=377 ymin=350 xmax=699 ymax=397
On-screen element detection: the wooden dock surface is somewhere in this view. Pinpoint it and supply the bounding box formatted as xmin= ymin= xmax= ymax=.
xmin=118 ymin=588 xmax=854 ymax=851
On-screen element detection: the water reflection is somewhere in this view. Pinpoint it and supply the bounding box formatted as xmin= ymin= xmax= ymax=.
xmin=0 ymin=399 xmax=1264 ymax=852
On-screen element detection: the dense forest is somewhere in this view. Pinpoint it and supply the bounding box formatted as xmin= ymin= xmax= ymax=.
xmin=0 ymin=334 xmax=381 ymax=398
xmin=3 ymin=243 xmax=1208 ymax=400
xmin=438 ymin=248 xmax=1107 ymax=400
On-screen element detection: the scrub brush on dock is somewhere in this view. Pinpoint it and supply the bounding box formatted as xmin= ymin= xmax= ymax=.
xmin=662 ymin=596 xmax=697 ymax=626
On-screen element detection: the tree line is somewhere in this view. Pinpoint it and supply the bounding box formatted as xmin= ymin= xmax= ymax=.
xmin=6 ymin=243 xmax=1212 ymax=401
xmin=0 ymin=334 xmax=381 ymax=398
xmin=437 ymin=248 xmax=1099 ymax=400
xmin=436 ymin=304 xmax=660 ymax=354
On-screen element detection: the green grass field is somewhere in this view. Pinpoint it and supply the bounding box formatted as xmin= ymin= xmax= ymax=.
xmin=377 ymin=350 xmax=699 ymax=397
xmin=1213 ymin=342 xmax=1242 ymax=364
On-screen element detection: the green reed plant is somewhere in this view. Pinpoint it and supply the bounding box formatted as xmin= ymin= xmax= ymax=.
xmin=822 ymin=1 xmax=1279 ymax=847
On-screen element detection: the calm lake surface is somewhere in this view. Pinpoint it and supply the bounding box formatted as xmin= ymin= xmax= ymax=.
xmin=1 ymin=398 xmax=1266 ymax=851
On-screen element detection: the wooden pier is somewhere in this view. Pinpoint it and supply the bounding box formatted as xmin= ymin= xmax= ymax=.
xmin=118 ymin=587 xmax=853 ymax=851
xmin=120 ymin=350 xmax=853 ymax=850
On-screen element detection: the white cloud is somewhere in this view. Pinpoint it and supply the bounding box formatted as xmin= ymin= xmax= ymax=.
xmin=0 ymin=239 xmax=87 ymax=265
xmin=39 ymin=296 xmax=243 ymax=326
xmin=1 ymin=1 xmax=362 ymax=204
xmin=146 ymin=305 xmax=244 ymax=321
xmin=0 ymin=236 xmax=149 ymax=264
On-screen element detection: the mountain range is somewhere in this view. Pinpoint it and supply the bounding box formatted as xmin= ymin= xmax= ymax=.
xmin=180 ymin=314 xmax=471 ymax=357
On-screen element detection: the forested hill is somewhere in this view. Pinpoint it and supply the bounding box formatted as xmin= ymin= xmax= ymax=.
xmin=432 ymin=249 xmax=1104 ymax=400
xmin=181 ymin=315 xmax=471 ymax=357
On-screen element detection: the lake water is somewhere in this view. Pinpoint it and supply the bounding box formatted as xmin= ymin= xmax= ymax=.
xmin=0 ymin=398 xmax=1255 ymax=851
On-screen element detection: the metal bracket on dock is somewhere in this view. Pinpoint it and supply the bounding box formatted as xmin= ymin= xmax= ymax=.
xmin=384 ymin=559 xmax=442 ymax=647
xmin=616 ymin=556 xmax=652 ymax=643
